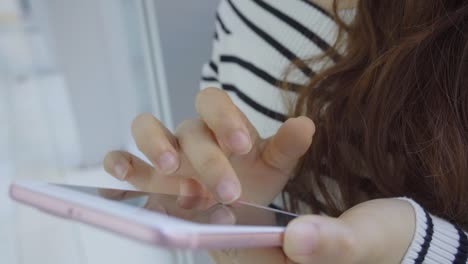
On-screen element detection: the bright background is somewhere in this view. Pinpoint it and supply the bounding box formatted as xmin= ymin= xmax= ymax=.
xmin=0 ymin=0 xmax=220 ymax=263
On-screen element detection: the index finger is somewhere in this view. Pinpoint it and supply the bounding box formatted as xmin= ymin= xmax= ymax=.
xmin=195 ymin=87 xmax=259 ymax=155
xmin=103 ymin=150 xmax=181 ymax=194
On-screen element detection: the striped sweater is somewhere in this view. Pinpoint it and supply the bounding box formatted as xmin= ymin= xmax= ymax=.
xmin=199 ymin=1 xmax=468 ymax=263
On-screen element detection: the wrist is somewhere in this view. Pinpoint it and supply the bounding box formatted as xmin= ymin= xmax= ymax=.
xmin=339 ymin=198 xmax=416 ymax=264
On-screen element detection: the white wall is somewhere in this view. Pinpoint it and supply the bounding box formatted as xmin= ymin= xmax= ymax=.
xmin=28 ymin=0 xmax=220 ymax=167
xmin=32 ymin=0 xmax=141 ymax=167
xmin=153 ymin=0 xmax=219 ymax=126
xmin=3 ymin=1 xmax=220 ymax=263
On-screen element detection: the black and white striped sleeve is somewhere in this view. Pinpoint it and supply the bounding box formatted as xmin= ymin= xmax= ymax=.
xmin=400 ymin=198 xmax=468 ymax=264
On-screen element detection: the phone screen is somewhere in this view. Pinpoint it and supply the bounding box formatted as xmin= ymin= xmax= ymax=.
xmin=57 ymin=184 xmax=297 ymax=227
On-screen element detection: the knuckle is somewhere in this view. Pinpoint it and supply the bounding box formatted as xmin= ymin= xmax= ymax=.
xmin=198 ymin=154 xmax=225 ymax=174
xmin=174 ymin=119 xmax=202 ymax=137
xmin=196 ymin=88 xmax=228 ymax=108
xmin=132 ymin=112 xmax=153 ymax=126
xmin=196 ymin=88 xmax=215 ymax=108
xmin=261 ymin=144 xmax=289 ymax=172
xmin=216 ymin=110 xmax=239 ymax=126
xmin=131 ymin=113 xmax=154 ymax=135
xmin=103 ymin=151 xmax=124 ymax=165
xmin=102 ymin=152 xmax=115 ymax=172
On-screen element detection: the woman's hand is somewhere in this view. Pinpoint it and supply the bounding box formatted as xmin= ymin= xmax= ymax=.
xmin=284 ymin=198 xmax=415 ymax=264
xmin=103 ymin=88 xmax=415 ymax=263
xmin=209 ymin=198 xmax=415 ymax=264
xmin=103 ymin=87 xmax=315 ymax=206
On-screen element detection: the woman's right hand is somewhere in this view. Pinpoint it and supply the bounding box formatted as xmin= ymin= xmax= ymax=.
xmin=103 ymin=87 xmax=315 ymax=206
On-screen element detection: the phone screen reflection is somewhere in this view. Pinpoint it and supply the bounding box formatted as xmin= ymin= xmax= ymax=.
xmin=58 ymin=184 xmax=297 ymax=227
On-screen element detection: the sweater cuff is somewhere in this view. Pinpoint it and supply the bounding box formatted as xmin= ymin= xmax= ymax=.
xmin=398 ymin=197 xmax=467 ymax=264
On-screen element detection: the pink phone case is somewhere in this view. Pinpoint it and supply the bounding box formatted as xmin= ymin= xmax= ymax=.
xmin=9 ymin=182 xmax=285 ymax=249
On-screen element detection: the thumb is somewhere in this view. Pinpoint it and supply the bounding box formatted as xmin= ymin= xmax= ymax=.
xmin=283 ymin=215 xmax=359 ymax=264
xmin=261 ymin=116 xmax=315 ymax=175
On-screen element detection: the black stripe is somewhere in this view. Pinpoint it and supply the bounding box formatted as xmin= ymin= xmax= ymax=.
xmin=297 ymin=0 xmax=332 ymax=18
xmin=226 ymin=0 xmax=314 ymax=77
xmin=201 ymin=76 xmax=219 ymax=82
xmin=214 ymin=31 xmax=219 ymax=40
xmin=414 ymin=210 xmax=434 ymax=264
xmin=216 ymin=12 xmax=231 ymax=34
xmin=252 ymin=0 xmax=341 ymax=62
xmin=454 ymin=225 xmax=468 ymax=264
xmin=220 ymin=55 xmax=303 ymax=92
xmin=222 ymin=83 xmax=287 ymax=122
xmin=209 ymin=61 xmax=218 ymax=74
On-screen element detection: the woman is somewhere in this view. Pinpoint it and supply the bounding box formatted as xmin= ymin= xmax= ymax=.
xmin=104 ymin=0 xmax=468 ymax=263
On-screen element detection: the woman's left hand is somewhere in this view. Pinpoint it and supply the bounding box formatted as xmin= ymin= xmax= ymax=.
xmin=211 ymin=198 xmax=415 ymax=264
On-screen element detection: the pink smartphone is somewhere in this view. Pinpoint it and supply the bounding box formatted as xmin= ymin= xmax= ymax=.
xmin=9 ymin=180 xmax=297 ymax=249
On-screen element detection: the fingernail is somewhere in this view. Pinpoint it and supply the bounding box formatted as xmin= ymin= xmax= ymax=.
xmin=228 ymin=131 xmax=251 ymax=154
xmin=157 ymin=152 xmax=178 ymax=174
xmin=216 ymin=178 xmax=240 ymax=204
xmin=288 ymin=222 xmax=318 ymax=255
xmin=209 ymin=206 xmax=236 ymax=225
xmin=113 ymin=163 xmax=128 ymax=181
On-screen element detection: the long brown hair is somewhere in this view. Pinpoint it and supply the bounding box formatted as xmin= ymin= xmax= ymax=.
xmin=284 ymin=0 xmax=468 ymax=229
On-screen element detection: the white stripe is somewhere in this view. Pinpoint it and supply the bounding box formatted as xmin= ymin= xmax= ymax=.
xmin=219 ymin=1 xmax=337 ymax=82
xmin=398 ymin=198 xmax=428 ymax=264
xmin=220 ymin=62 xmax=297 ymax=115
xmin=233 ymin=0 xmax=331 ymax=61
xmin=424 ymin=216 xmax=459 ymax=262
xmin=432 ymin=214 xmax=461 ymax=239
xmin=221 ymin=1 xmax=317 ymax=80
xmin=398 ymin=198 xmax=466 ymax=264
xmin=240 ymin=0 xmax=332 ymax=59
xmin=200 ymin=80 xmax=221 ymax=91
xmin=222 ymin=33 xmax=315 ymax=84
xmin=220 ymin=2 xmax=303 ymax=77
xmin=214 ymin=19 xmax=227 ymax=39
xmin=267 ymin=0 xmax=338 ymax=44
